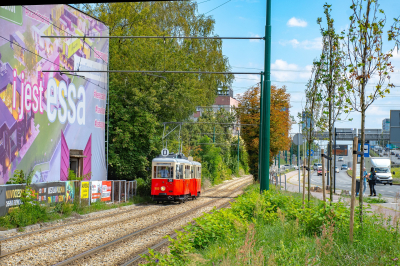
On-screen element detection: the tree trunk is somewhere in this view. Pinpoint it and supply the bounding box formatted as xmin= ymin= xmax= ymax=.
xmin=359 ymin=0 xmax=372 ymax=226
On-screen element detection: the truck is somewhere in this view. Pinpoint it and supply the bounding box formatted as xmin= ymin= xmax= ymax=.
xmin=365 ymin=157 xmax=393 ymax=185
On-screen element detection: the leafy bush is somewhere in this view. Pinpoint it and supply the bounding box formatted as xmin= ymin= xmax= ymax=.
xmin=143 ymin=184 xmax=400 ymax=265
xmin=136 ymin=177 xmax=151 ymax=197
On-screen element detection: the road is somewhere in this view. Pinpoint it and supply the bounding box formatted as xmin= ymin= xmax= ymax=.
xmin=309 ymin=167 xmax=400 ymax=198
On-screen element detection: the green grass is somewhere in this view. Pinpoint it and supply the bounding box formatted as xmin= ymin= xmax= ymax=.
xmin=142 ymin=184 xmax=400 ymax=266
xmin=370 ymin=149 xmax=379 ymax=157
xmin=364 ymin=194 xmax=387 ymax=204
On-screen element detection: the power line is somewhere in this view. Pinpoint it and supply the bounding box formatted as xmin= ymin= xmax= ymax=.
xmin=204 ymin=0 xmax=232 ymax=15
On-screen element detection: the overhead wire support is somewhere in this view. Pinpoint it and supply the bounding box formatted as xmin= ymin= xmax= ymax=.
xmin=41 ymin=36 xmax=265 ymax=40
xmin=42 ymin=70 xmax=262 ymax=75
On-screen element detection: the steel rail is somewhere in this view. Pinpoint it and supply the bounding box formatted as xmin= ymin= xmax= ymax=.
xmin=53 ymin=179 xmax=251 ymax=266
xmin=42 ymin=70 xmax=262 ymax=75
xmin=0 ymin=178 xmax=244 ymax=257
xmin=42 ymin=36 xmax=264 ymax=40
xmin=0 ymin=204 xmax=149 ymax=243
xmin=120 ymin=198 xmax=235 ymax=266
xmin=0 ymin=178 xmax=232 ymax=245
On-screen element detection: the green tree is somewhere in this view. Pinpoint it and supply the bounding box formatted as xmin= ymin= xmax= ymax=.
xmin=344 ymin=0 xmax=395 ymax=221
xmin=79 ymin=2 xmax=233 ymax=180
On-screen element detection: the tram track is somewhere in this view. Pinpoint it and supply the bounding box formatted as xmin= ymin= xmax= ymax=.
xmin=56 ymin=178 xmax=251 ymax=266
xmin=0 ymin=176 xmax=251 ymax=265
xmin=120 ymin=200 xmax=234 ymax=266
xmin=0 ymin=175 xmax=244 ymax=256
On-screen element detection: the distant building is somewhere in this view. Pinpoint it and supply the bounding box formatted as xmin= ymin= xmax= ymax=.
xmin=192 ymin=87 xmax=240 ymax=134
xmin=382 ymin=118 xmax=390 ymax=132
xmin=193 ymin=88 xmax=239 ymax=120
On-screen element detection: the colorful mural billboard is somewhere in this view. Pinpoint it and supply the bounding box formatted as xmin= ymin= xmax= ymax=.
xmin=0 ymin=5 xmax=109 ymax=184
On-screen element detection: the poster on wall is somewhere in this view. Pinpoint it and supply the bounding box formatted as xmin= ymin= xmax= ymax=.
xmin=65 ymin=181 xmax=75 ymax=203
xmin=91 ymin=181 xmax=101 ymax=203
xmin=47 ymin=182 xmax=65 ymax=203
xmin=101 ymin=181 xmax=111 ymax=201
xmin=0 ymin=5 xmax=109 ymax=185
xmin=31 ymin=183 xmax=48 ymax=203
xmin=5 ymin=184 xmax=25 ymax=213
xmin=81 ymin=181 xmax=89 ymax=199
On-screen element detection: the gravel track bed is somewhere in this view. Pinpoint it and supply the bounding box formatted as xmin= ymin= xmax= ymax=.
xmin=76 ymin=185 xmax=247 ymax=266
xmin=0 ymin=176 xmax=247 ymax=254
xmin=0 ymin=177 xmax=251 ymax=266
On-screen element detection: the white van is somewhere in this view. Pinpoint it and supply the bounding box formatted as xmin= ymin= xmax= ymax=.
xmin=365 ymin=157 xmax=393 ymax=185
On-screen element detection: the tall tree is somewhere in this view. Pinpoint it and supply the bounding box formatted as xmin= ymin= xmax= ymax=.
xmin=344 ymin=0 xmax=395 ymax=221
xmin=303 ymin=56 xmax=326 ymax=205
xmin=237 ymin=84 xmax=291 ymax=180
xmin=79 ymin=2 xmax=233 ymax=180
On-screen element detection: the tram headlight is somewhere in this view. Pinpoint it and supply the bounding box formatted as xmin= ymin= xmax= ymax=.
xmin=161 ymin=186 xmax=166 ymax=191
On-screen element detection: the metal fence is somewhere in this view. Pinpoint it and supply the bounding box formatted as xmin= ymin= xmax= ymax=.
xmin=0 ymin=180 xmax=137 ymax=217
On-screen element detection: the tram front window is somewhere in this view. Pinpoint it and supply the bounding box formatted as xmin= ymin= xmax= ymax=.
xmin=155 ymin=166 xmax=173 ymax=178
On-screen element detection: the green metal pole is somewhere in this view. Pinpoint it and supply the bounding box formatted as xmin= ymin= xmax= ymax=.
xmin=213 ymin=126 xmax=215 ymax=143
xmin=258 ymin=74 xmax=264 ymax=181
xmin=285 ymin=150 xmax=287 ymax=163
xmin=290 ymin=144 xmax=292 ymax=165
xmin=237 ymin=128 xmax=240 ymax=175
xmin=260 ymin=0 xmax=272 ymax=192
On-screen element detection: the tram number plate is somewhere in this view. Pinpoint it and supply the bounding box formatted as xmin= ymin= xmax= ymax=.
xmin=168 ymin=179 xmax=173 ymax=182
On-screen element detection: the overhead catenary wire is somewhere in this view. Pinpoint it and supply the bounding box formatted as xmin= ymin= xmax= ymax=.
xmin=42 ymin=35 xmax=264 ymax=40
xmin=42 ymin=70 xmax=262 ymax=75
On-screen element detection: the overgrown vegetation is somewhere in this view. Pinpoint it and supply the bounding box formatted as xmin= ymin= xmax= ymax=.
xmin=143 ymin=184 xmax=400 ymax=265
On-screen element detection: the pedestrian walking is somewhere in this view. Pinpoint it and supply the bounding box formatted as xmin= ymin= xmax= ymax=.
xmin=367 ymin=167 xmax=377 ymax=197
xmin=363 ymin=167 xmax=368 ymax=195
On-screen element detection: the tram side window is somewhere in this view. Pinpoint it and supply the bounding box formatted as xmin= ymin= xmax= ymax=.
xmin=197 ymin=167 xmax=201 ymax=179
xmin=185 ymin=165 xmax=190 ymax=179
xmin=155 ymin=166 xmax=173 ymax=178
xmin=176 ymin=165 xmax=183 ymax=179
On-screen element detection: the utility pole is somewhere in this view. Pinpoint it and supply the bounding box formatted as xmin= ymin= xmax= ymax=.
xmin=237 ymin=128 xmax=240 ymax=175
xmin=260 ymin=0 xmax=272 ymax=192
xmin=334 ymin=127 xmax=337 ymax=194
xmin=258 ymin=74 xmax=263 ymax=181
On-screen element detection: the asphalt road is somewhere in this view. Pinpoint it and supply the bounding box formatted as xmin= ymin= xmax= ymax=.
xmin=309 ymin=168 xmax=400 ymax=198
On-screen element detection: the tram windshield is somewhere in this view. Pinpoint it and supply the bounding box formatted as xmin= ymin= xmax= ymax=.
xmin=154 ymin=166 xmax=173 ymax=178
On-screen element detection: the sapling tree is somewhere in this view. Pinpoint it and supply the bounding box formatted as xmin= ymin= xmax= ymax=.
xmin=344 ymin=0 xmax=395 ymax=222
xmin=303 ymin=56 xmax=327 ymax=205
xmin=318 ymin=4 xmax=348 ymax=204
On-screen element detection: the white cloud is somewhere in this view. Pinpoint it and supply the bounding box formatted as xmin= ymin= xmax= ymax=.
xmin=279 ymin=37 xmax=322 ymax=50
xmin=249 ymin=32 xmax=261 ymax=43
xmin=271 ymin=59 xmax=299 ymax=81
xmin=287 ymin=17 xmax=307 ymax=27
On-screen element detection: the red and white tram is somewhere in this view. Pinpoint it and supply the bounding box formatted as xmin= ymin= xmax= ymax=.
xmin=151 ymin=152 xmax=201 ymax=203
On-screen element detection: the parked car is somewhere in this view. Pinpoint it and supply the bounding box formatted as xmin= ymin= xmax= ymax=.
xmin=341 ymin=164 xmax=348 ymax=170
xmin=396 ymin=154 xmax=400 ymax=158
xmin=335 ymin=167 xmax=339 ymax=173
xmin=338 ymin=157 xmax=344 ymax=161
xmin=391 ymin=151 xmax=395 ymax=155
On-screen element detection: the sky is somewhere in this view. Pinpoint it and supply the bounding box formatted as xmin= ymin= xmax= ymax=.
xmin=195 ymin=0 xmax=400 ymax=135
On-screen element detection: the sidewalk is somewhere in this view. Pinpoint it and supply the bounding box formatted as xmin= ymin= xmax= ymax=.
xmin=273 ymin=170 xmax=400 ymax=224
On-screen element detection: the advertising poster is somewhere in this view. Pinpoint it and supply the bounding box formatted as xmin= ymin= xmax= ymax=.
xmin=81 ymin=181 xmax=89 ymax=199
xmin=65 ymin=181 xmax=75 ymax=203
xmin=5 ymin=184 xmax=25 ymax=213
xmin=31 ymin=182 xmax=48 ymax=202
xmin=0 ymin=186 xmax=6 ymax=216
xmin=91 ymin=180 xmax=101 ymax=203
xmin=47 ymin=182 xmax=65 ymax=203
xmin=101 ymin=180 xmax=111 ymax=201
xmin=0 ymin=5 xmax=109 ymax=185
